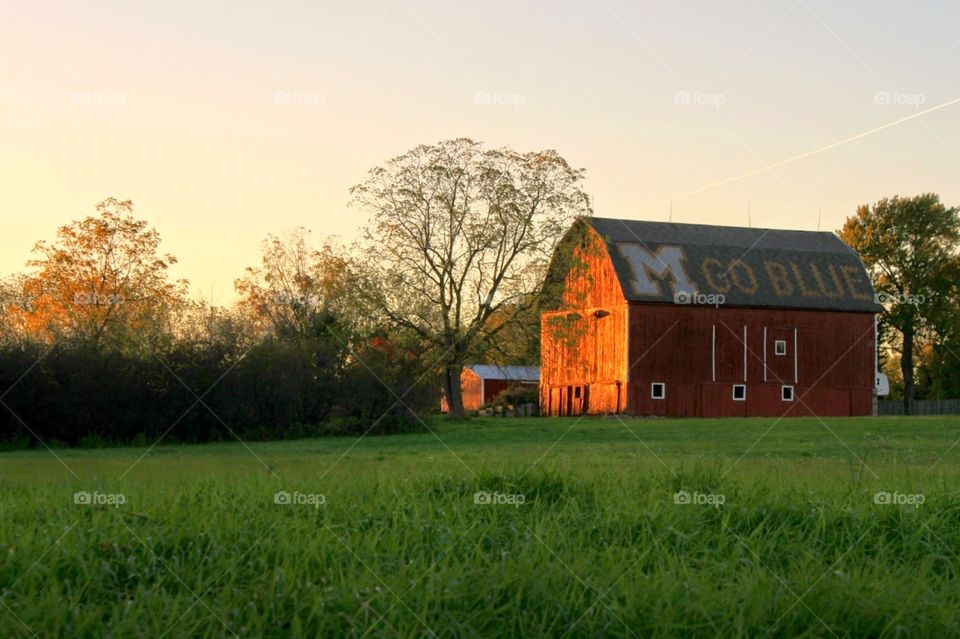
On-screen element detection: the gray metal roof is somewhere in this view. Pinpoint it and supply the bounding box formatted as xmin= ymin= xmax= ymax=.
xmin=586 ymin=217 xmax=881 ymax=312
xmin=467 ymin=365 xmax=540 ymax=381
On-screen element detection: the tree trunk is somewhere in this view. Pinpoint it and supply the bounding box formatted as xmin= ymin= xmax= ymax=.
xmin=442 ymin=363 xmax=466 ymax=419
xmin=901 ymin=324 xmax=914 ymax=416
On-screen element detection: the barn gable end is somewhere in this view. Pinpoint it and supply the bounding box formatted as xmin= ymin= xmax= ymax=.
xmin=541 ymin=219 xmax=627 ymax=311
xmin=540 ymin=222 xmax=629 ymax=415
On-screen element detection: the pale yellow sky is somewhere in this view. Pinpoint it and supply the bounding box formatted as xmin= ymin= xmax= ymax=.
xmin=2 ymin=1 xmax=958 ymax=303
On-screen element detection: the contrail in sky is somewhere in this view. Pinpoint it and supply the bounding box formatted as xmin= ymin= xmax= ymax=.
xmin=653 ymin=95 xmax=960 ymax=207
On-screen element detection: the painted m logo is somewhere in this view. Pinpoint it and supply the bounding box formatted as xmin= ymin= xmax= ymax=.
xmin=617 ymin=244 xmax=698 ymax=296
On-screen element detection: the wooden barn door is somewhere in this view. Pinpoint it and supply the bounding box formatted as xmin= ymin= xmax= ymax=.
xmin=555 ymin=384 xmax=589 ymax=416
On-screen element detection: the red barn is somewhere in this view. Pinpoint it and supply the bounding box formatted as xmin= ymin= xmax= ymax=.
xmin=540 ymin=217 xmax=881 ymax=417
xmin=441 ymin=365 xmax=540 ymax=412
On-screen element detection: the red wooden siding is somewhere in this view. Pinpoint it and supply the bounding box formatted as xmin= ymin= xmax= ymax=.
xmin=541 ymin=228 xmax=629 ymax=415
xmin=626 ymin=305 xmax=875 ymax=417
xmin=460 ymin=369 xmax=484 ymax=411
xmin=541 ymin=305 xmax=628 ymax=415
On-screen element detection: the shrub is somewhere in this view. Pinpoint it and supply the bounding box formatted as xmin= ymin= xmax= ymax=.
xmin=492 ymin=384 xmax=539 ymax=408
xmin=338 ymin=334 xmax=438 ymax=433
xmin=0 ymin=322 xmax=433 ymax=448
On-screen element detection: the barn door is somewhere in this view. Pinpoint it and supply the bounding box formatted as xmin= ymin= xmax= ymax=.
xmin=561 ymin=385 xmax=589 ymax=416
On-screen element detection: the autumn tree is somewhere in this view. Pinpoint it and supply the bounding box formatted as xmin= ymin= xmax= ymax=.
xmin=349 ymin=138 xmax=591 ymax=418
xmin=14 ymin=198 xmax=187 ymax=349
xmin=839 ymin=194 xmax=960 ymax=412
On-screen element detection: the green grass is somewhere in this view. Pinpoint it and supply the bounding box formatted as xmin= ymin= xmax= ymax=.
xmin=2 ymin=416 xmax=960 ymax=637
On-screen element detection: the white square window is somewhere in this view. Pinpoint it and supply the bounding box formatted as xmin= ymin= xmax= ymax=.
xmin=782 ymin=385 xmax=794 ymax=401
xmin=651 ymin=382 xmax=665 ymax=400
xmin=732 ymin=384 xmax=746 ymax=401
xmin=775 ymin=340 xmax=787 ymax=356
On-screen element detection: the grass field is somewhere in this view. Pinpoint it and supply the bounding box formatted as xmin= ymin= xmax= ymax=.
xmin=2 ymin=415 xmax=960 ymax=638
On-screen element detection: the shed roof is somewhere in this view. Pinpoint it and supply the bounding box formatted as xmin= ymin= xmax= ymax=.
xmin=467 ymin=365 xmax=540 ymax=381
xmin=585 ymin=217 xmax=881 ymax=312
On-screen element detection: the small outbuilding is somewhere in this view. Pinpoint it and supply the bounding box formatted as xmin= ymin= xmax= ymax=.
xmin=441 ymin=365 xmax=540 ymax=412
xmin=540 ymin=217 xmax=881 ymax=417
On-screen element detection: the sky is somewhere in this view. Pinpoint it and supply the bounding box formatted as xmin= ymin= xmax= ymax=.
xmin=2 ymin=1 xmax=958 ymax=304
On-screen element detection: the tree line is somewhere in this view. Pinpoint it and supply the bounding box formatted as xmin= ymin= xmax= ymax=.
xmin=0 ymin=207 xmax=437 ymax=447
xmin=0 ymin=139 xmax=590 ymax=447
xmin=1 ymin=138 xmax=956 ymax=448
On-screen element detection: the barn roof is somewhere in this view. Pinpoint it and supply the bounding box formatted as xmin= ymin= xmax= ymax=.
xmin=467 ymin=365 xmax=540 ymax=381
xmin=585 ymin=217 xmax=881 ymax=312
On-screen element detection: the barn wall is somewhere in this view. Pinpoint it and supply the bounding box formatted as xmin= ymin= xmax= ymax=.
xmin=541 ymin=305 xmax=628 ymax=415
xmin=625 ymin=305 xmax=875 ymax=417
xmin=460 ymin=369 xmax=484 ymax=411
xmin=540 ymin=230 xmax=627 ymax=415
xmin=442 ymin=369 xmax=485 ymax=412
xmin=540 ymin=228 xmax=628 ymax=415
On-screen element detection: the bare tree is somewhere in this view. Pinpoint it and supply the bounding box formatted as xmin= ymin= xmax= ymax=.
xmin=235 ymin=228 xmax=347 ymax=338
xmin=349 ymin=138 xmax=591 ymax=417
